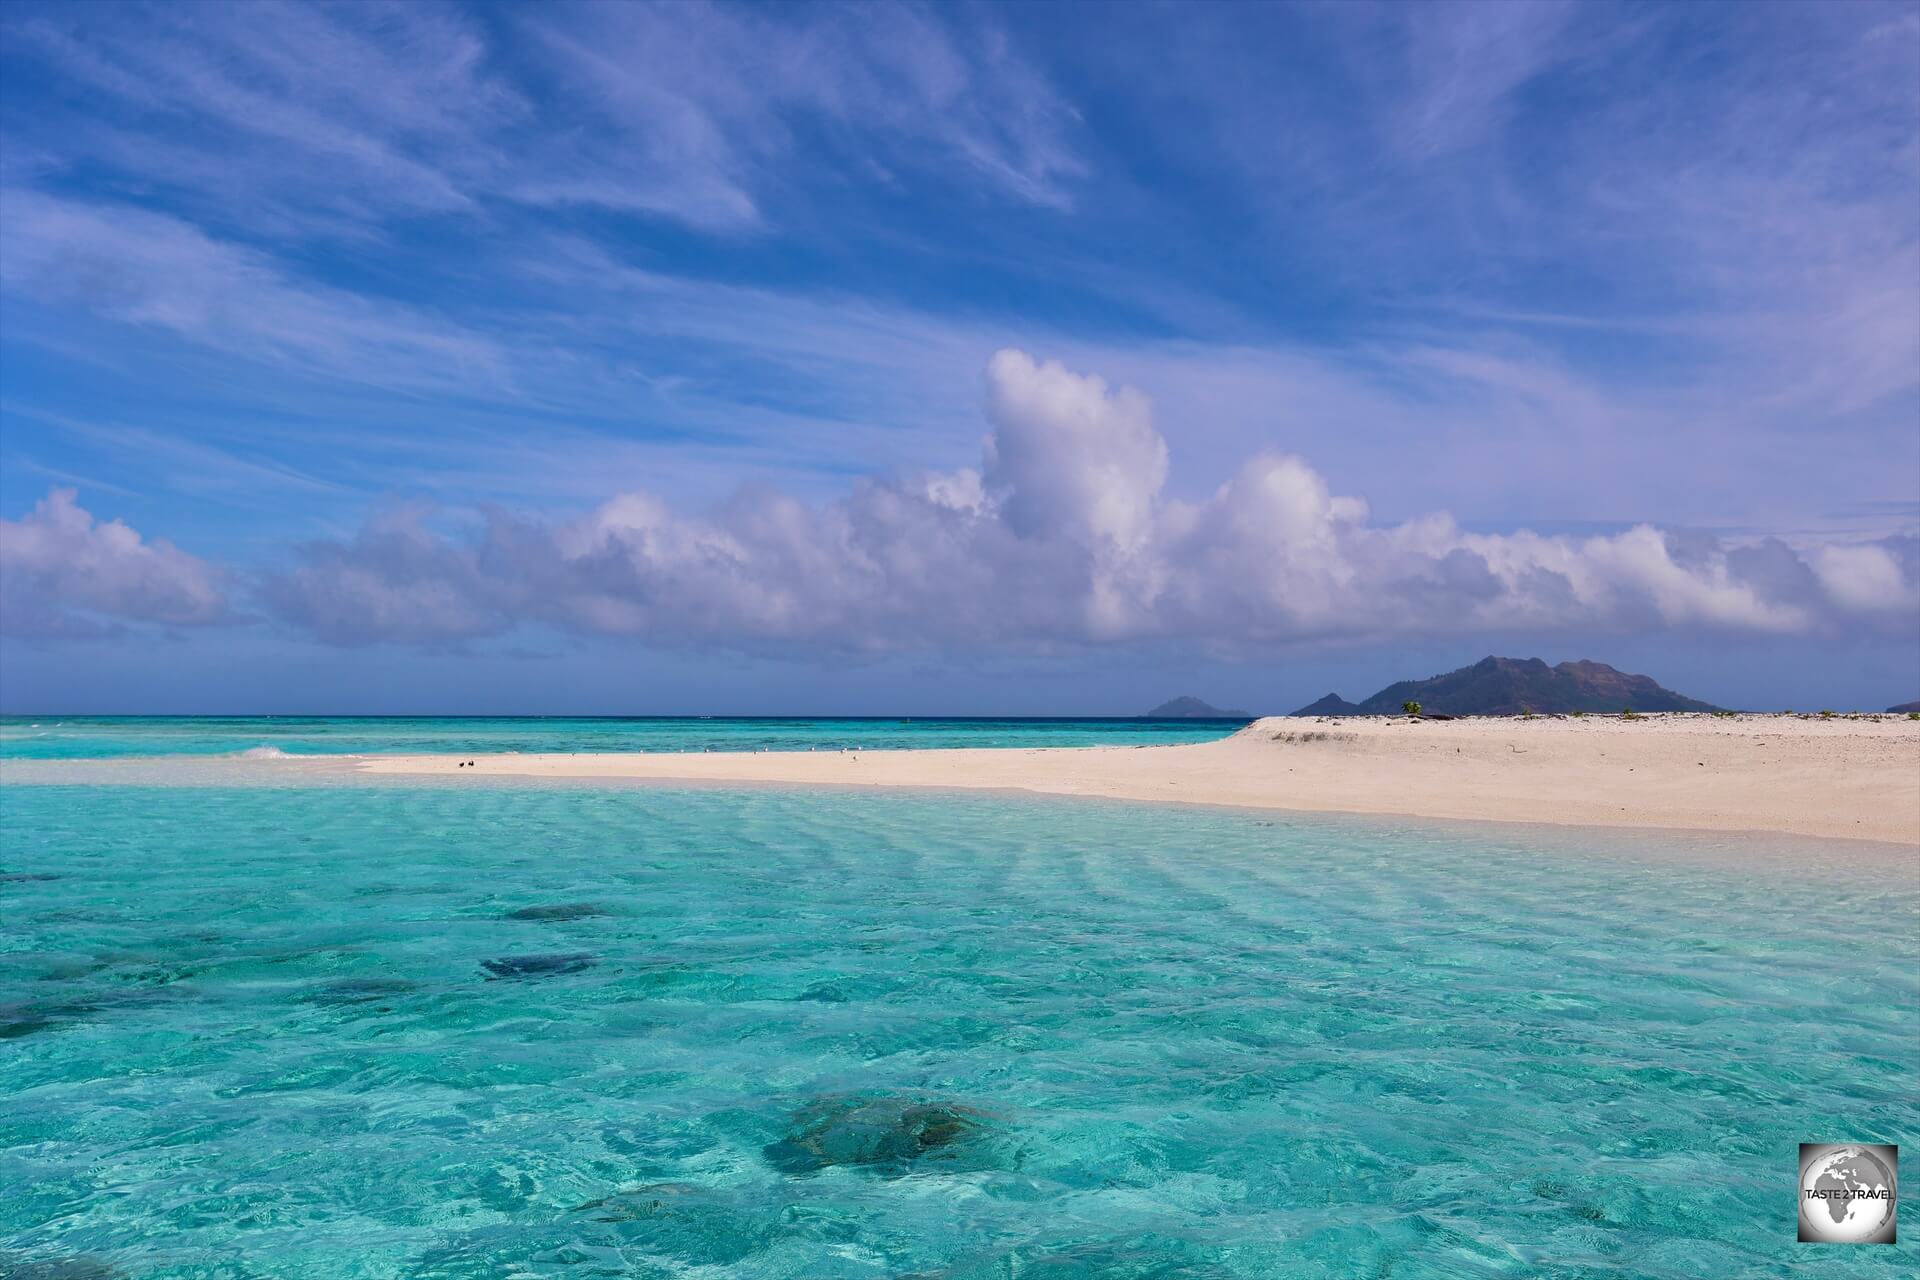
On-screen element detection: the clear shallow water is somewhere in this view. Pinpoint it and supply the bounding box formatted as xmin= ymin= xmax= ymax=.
xmin=1 ymin=780 xmax=1915 ymax=1279
xmin=0 ymin=716 xmax=1245 ymax=761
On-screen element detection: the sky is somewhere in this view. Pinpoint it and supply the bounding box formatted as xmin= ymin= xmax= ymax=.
xmin=0 ymin=0 xmax=1916 ymax=715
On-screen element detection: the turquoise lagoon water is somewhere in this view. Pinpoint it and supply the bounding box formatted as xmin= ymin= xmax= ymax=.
xmin=0 ymin=716 xmax=1246 ymax=761
xmin=1 ymin=773 xmax=1915 ymax=1278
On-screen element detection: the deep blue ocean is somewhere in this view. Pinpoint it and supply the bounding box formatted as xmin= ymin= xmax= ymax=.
xmin=1 ymin=750 xmax=1914 ymax=1276
xmin=0 ymin=716 xmax=1246 ymax=761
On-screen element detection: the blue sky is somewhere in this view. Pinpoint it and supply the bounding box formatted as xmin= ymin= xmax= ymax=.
xmin=1 ymin=0 xmax=1916 ymax=714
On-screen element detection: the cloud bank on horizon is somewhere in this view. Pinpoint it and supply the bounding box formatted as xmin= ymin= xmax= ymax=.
xmin=0 ymin=0 xmax=1915 ymax=695
xmin=5 ymin=350 xmax=1915 ymax=652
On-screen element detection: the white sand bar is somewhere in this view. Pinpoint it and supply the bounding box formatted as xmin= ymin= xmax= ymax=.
xmin=354 ymin=714 xmax=1920 ymax=845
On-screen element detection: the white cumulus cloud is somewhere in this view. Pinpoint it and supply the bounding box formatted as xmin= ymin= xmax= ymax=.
xmin=0 ymin=489 xmax=230 ymax=638
xmin=252 ymin=351 xmax=1919 ymax=654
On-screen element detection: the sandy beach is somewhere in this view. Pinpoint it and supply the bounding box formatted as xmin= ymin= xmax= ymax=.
xmin=355 ymin=713 xmax=1920 ymax=845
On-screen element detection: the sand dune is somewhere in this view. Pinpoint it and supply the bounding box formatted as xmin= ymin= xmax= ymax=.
xmin=352 ymin=713 xmax=1920 ymax=845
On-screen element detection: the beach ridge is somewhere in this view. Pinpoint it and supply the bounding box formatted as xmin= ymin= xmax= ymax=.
xmin=350 ymin=713 xmax=1920 ymax=845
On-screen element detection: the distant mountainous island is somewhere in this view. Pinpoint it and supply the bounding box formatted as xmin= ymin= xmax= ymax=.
xmin=1291 ymin=656 xmax=1721 ymax=717
xmin=1146 ymin=696 xmax=1253 ymax=719
xmin=1891 ymin=700 xmax=1920 ymax=714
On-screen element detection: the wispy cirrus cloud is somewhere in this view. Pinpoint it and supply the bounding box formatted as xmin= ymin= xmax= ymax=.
xmin=0 ymin=189 xmax=508 ymax=394
xmin=1387 ymin=0 xmax=1581 ymax=159
xmin=516 ymin=0 xmax=1085 ymax=228
xmin=7 ymin=0 xmax=517 ymax=233
xmin=5 ymin=0 xmax=1083 ymax=236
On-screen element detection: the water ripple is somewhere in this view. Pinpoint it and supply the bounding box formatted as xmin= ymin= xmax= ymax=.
xmin=0 ymin=784 xmax=1912 ymax=1278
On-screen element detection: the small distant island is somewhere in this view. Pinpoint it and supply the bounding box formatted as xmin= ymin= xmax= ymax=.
xmin=1145 ymin=695 xmax=1253 ymax=719
xmin=1890 ymin=700 xmax=1920 ymax=714
xmin=1292 ymin=656 xmax=1720 ymax=717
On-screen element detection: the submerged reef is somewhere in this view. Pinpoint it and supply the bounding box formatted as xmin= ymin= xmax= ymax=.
xmin=480 ymin=952 xmax=597 ymax=979
xmin=501 ymin=902 xmax=607 ymax=921
xmin=763 ymin=1095 xmax=994 ymax=1174
xmin=299 ymin=977 xmax=420 ymax=1006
